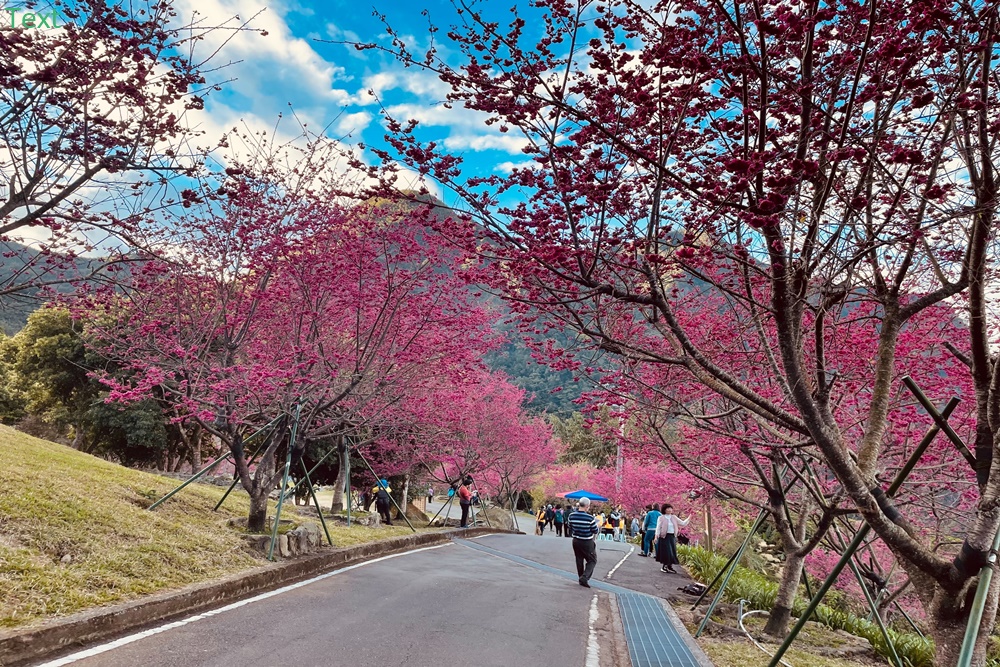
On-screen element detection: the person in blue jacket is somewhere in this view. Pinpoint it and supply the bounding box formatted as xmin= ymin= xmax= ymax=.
xmin=640 ymin=503 xmax=661 ymax=556
xmin=373 ymin=479 xmax=393 ymax=526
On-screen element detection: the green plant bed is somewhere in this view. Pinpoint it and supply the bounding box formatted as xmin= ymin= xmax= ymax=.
xmin=679 ymin=544 xmax=934 ymax=667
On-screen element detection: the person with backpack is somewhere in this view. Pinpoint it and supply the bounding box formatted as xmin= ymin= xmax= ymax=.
xmin=535 ymin=506 xmax=547 ymax=534
xmin=372 ymin=479 xmax=393 ymax=526
xmin=553 ymin=504 xmax=565 ymax=536
xmin=544 ymin=504 xmax=556 ymax=531
xmin=609 ymin=508 xmax=622 ymax=542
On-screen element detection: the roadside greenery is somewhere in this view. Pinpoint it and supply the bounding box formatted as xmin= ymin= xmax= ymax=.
xmin=679 ymin=545 xmax=934 ymax=667
xmin=0 ymin=427 xmax=414 ymax=628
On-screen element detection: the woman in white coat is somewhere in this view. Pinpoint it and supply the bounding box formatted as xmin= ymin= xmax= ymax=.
xmin=654 ymin=503 xmax=690 ymax=573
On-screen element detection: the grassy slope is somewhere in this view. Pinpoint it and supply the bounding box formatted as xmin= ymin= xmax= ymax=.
xmin=0 ymin=426 xmax=414 ymax=629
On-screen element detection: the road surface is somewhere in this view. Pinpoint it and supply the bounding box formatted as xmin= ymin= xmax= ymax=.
xmin=33 ymin=533 xmax=704 ymax=667
xmin=36 ymin=533 xmax=651 ymax=667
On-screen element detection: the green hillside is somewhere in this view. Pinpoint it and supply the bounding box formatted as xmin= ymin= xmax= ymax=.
xmin=0 ymin=427 xmax=410 ymax=629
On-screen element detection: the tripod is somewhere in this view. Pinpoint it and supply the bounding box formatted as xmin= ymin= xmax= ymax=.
xmin=427 ymin=476 xmax=491 ymax=528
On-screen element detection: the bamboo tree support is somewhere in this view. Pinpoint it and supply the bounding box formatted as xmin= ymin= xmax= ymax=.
xmin=428 ymin=491 xmax=456 ymax=526
xmin=847 ymin=558 xmax=903 ymax=667
xmin=345 ymin=440 xmax=352 ymax=528
xmin=956 ymin=524 xmax=1000 ymax=667
xmin=150 ymin=450 xmax=234 ymax=511
xmin=212 ymin=417 xmax=282 ymax=512
xmin=694 ymin=464 xmax=795 ymax=634
xmin=300 ymin=459 xmax=333 ymax=546
xmin=691 ymin=509 xmax=768 ymax=611
xmin=152 ymin=416 xmax=284 ymax=511
xmin=267 ymin=406 xmax=301 ymax=561
xmin=273 ymin=438 xmax=343 ymax=507
xmin=694 ymin=507 xmax=769 ymax=636
xmin=903 ymin=376 xmax=976 ymax=468
xmin=766 ymin=396 xmax=959 ymax=667
xmin=355 ymin=448 xmax=416 ymax=533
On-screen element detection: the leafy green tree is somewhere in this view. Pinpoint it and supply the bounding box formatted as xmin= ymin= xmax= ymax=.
xmin=550 ymin=411 xmax=616 ymax=467
xmin=0 ymin=331 xmax=26 ymax=424
xmin=7 ymin=308 xmax=97 ymax=448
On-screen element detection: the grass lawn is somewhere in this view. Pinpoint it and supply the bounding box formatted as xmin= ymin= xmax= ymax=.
xmin=0 ymin=426 xmax=417 ymax=629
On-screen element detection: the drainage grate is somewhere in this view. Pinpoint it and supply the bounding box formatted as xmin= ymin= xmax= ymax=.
xmin=454 ymin=538 xmax=701 ymax=667
xmin=617 ymin=591 xmax=701 ymax=667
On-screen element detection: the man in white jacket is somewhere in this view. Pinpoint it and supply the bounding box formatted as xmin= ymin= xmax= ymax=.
xmin=655 ymin=503 xmax=690 ymax=573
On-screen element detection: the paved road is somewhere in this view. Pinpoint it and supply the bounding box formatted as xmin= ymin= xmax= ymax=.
xmin=38 ymin=534 xmax=643 ymax=667
xmin=34 ymin=533 xmax=693 ymax=667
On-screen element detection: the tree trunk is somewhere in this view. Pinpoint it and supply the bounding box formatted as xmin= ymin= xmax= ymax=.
xmin=764 ymin=552 xmax=806 ymax=637
xmin=247 ymin=488 xmax=268 ymax=533
xmin=330 ymin=436 xmax=348 ymax=512
xmin=397 ymin=473 xmax=410 ymax=519
xmin=70 ymin=423 xmax=84 ymax=450
xmin=924 ymin=571 xmax=1000 ymax=667
xmin=188 ymin=427 xmax=202 ymax=473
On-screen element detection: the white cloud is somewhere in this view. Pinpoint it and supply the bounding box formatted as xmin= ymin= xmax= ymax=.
xmin=444 ymin=133 xmax=531 ymax=154
xmin=497 ymin=160 xmax=536 ymax=174
xmin=171 ymin=0 xmax=363 ymax=120
xmin=332 ymin=111 xmax=374 ymax=138
xmin=361 ymin=70 xmax=452 ymax=104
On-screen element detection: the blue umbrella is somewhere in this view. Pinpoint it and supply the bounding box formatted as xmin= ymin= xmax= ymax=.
xmin=561 ymin=489 xmax=609 ymax=502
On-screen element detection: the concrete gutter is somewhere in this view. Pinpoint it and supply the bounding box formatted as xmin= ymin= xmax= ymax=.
xmin=0 ymin=527 xmax=512 ymax=667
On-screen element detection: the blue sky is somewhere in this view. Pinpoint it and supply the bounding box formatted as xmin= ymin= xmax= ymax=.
xmin=179 ymin=0 xmax=540 ymax=199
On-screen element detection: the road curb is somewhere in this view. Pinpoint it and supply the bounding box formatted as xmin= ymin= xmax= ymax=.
xmin=0 ymin=527 xmax=512 ymax=667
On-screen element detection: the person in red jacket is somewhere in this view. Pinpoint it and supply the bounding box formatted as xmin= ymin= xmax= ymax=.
xmin=458 ymin=476 xmax=474 ymax=527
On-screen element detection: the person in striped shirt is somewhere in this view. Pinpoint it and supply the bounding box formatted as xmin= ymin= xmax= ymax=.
xmin=567 ymin=497 xmax=600 ymax=587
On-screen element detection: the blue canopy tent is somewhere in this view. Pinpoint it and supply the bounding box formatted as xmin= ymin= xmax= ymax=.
xmin=560 ymin=489 xmax=609 ymax=502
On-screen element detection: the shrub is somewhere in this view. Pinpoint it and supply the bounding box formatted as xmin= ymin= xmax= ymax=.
xmin=679 ymin=544 xmax=934 ymax=667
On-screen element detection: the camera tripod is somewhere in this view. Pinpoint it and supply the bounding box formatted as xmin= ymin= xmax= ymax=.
xmin=427 ymin=476 xmax=492 ymax=529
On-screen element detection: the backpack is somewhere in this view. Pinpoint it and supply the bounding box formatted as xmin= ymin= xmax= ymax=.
xmin=679 ymin=582 xmax=707 ymax=596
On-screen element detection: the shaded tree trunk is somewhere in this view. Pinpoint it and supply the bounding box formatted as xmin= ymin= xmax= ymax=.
xmin=70 ymin=423 xmax=84 ymax=450
xmin=396 ymin=473 xmax=410 ymax=519
xmin=330 ymin=435 xmax=348 ymax=512
xmin=248 ymin=487 xmax=269 ymax=533
xmin=764 ymin=552 xmax=806 ymax=637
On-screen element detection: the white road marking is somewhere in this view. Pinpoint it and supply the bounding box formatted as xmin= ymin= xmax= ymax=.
xmin=586 ymin=594 xmax=601 ymax=667
xmin=36 ymin=543 xmax=452 ymax=667
xmin=605 ymin=545 xmax=634 ymax=580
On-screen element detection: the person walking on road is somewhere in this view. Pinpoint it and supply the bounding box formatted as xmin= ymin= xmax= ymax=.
xmin=655 ymin=503 xmax=691 ymax=573
xmin=535 ymin=507 xmax=547 ymax=535
xmin=544 ymin=504 xmax=556 ymax=532
xmin=562 ymin=505 xmax=573 ymax=537
xmin=567 ymin=498 xmax=600 ymax=587
xmin=373 ymin=479 xmax=393 ymax=526
xmin=458 ymin=477 xmax=474 ymax=528
xmin=640 ymin=503 xmax=661 ymax=556
xmin=553 ymin=504 xmax=565 ymax=536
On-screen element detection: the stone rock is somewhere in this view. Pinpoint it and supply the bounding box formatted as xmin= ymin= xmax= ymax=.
xmin=60 ymin=554 xmax=72 ymax=564
xmin=475 ymin=506 xmax=515 ymax=531
xmin=278 ymin=534 xmax=290 ymax=558
xmin=243 ymin=534 xmax=269 ymax=553
xmin=302 ymin=523 xmax=322 ymax=548
xmin=400 ymin=503 xmax=429 ymax=524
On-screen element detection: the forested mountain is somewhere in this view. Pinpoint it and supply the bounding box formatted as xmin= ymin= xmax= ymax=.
xmin=0 ymin=242 xmax=97 ymax=335
xmin=484 ymin=329 xmax=585 ymax=418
